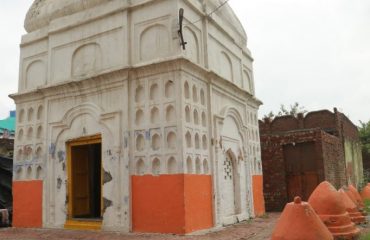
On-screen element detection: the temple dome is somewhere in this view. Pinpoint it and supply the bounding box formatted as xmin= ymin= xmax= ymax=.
xmin=208 ymin=0 xmax=247 ymax=40
xmin=25 ymin=0 xmax=247 ymax=41
xmin=24 ymin=0 xmax=116 ymax=33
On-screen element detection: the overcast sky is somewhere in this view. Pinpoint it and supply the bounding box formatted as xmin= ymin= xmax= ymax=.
xmin=0 ymin=0 xmax=369 ymax=124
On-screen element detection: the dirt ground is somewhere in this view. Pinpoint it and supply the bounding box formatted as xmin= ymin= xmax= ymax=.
xmin=0 ymin=213 xmax=280 ymax=240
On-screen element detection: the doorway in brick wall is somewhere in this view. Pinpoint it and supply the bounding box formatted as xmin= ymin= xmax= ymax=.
xmin=283 ymin=142 xmax=320 ymax=202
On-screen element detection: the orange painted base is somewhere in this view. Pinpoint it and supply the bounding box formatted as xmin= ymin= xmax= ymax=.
xmin=13 ymin=180 xmax=43 ymax=228
xmin=252 ymin=175 xmax=266 ymax=216
xmin=132 ymin=174 xmax=213 ymax=234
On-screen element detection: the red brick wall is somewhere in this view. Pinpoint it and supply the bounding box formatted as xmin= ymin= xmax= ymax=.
xmin=321 ymin=131 xmax=347 ymax=188
xmin=260 ymin=130 xmax=347 ymax=211
xmin=260 ymin=108 xmax=359 ymax=211
xmin=261 ymin=130 xmax=324 ymax=211
xmin=304 ymin=110 xmax=336 ymax=131
xmin=259 ymin=109 xmax=359 ymax=140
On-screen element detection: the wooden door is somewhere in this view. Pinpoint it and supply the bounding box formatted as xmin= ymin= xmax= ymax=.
xmin=284 ymin=142 xmax=319 ymax=201
xmin=72 ymin=145 xmax=90 ymax=217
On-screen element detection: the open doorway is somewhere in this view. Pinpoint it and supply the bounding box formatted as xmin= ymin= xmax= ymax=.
xmin=65 ymin=135 xmax=102 ymax=229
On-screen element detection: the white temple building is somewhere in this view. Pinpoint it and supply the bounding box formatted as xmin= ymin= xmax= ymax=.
xmin=11 ymin=0 xmax=264 ymax=233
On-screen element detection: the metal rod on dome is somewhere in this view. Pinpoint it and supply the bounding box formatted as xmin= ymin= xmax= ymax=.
xmin=178 ymin=8 xmax=187 ymax=50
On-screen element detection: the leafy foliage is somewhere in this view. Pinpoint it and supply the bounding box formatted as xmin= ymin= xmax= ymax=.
xmin=359 ymin=120 xmax=370 ymax=154
xmin=263 ymin=102 xmax=307 ymax=120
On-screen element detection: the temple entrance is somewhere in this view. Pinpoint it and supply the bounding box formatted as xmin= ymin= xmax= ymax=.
xmin=65 ymin=135 xmax=102 ymax=230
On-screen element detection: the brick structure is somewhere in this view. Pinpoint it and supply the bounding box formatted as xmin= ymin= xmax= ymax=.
xmin=260 ymin=108 xmax=363 ymax=211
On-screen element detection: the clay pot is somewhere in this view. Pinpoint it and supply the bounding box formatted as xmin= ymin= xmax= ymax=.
xmin=338 ymin=189 xmax=366 ymax=224
xmin=308 ymin=181 xmax=360 ymax=240
xmin=271 ymin=196 xmax=333 ymax=240
xmin=361 ymin=183 xmax=370 ymax=201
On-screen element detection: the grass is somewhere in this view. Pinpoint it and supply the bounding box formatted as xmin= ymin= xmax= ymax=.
xmin=360 ymin=233 xmax=370 ymax=240
xmin=359 ymin=199 xmax=370 ymax=239
xmin=364 ymin=199 xmax=370 ymax=213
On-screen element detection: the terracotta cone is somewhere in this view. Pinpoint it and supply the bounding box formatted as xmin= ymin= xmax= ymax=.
xmin=361 ymin=183 xmax=370 ymax=201
xmin=344 ymin=187 xmax=367 ymax=216
xmin=271 ymin=196 xmax=333 ymax=240
xmin=348 ymin=185 xmax=365 ymax=208
xmin=338 ymin=189 xmax=366 ymax=224
xmin=308 ymin=181 xmax=360 ymax=240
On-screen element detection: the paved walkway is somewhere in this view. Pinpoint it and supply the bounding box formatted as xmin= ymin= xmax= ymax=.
xmin=0 ymin=213 xmax=280 ymax=240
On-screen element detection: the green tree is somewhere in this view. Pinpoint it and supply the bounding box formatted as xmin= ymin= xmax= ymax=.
xmin=359 ymin=120 xmax=370 ymax=154
xmin=264 ymin=102 xmax=307 ymax=120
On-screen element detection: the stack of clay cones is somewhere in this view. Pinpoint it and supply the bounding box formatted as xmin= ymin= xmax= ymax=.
xmin=348 ymin=185 xmax=366 ymax=209
xmin=308 ymin=181 xmax=360 ymax=240
xmin=343 ymin=185 xmax=367 ymax=216
xmin=271 ymin=196 xmax=333 ymax=240
xmin=338 ymin=189 xmax=366 ymax=224
xmin=361 ymin=183 xmax=370 ymax=201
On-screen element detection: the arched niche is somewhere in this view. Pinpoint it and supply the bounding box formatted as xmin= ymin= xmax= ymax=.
xmin=201 ymin=111 xmax=207 ymax=127
xmin=28 ymin=108 xmax=34 ymax=122
xmin=167 ymin=157 xmax=177 ymax=174
xmin=185 ymin=131 xmax=192 ymax=148
xmin=16 ymin=166 xmax=23 ymax=180
xmin=36 ymin=166 xmax=43 ymax=179
xmin=195 ymin=157 xmax=201 ymax=174
xmin=135 ymin=109 xmax=144 ymax=126
xmin=36 ymin=146 xmax=42 ymax=159
xmin=152 ymin=158 xmax=161 ymax=175
xmin=25 ymin=60 xmax=46 ymax=89
xmin=27 ymin=166 xmax=33 ymax=179
xmin=72 ymin=43 xmax=102 ymax=77
xmin=243 ymin=70 xmax=253 ymax=93
xmin=192 ymin=85 xmax=198 ymax=103
xmin=17 ymin=149 xmax=23 ymax=162
xmin=194 ymin=109 xmax=199 ymax=125
xmin=200 ymin=89 xmax=205 ymax=105
xmin=183 ymin=27 xmax=200 ymax=64
xmin=18 ymin=129 xmax=24 ymax=141
xmin=37 ymin=126 xmax=42 ymax=139
xmin=166 ymin=105 xmax=176 ymax=122
xmin=186 ymin=156 xmax=193 ymax=174
xmin=140 ymin=24 xmax=170 ymax=61
xmin=167 ymin=131 xmax=176 ymax=149
xmin=203 ymin=159 xmax=209 ymax=174
xmin=194 ymin=133 xmax=200 ymax=149
xmin=150 ymin=83 xmax=159 ymax=101
xmin=150 ymin=107 xmax=160 ymax=124
xmin=27 ymin=127 xmax=33 ymax=140
xmin=202 ymin=135 xmax=207 ymax=150
xmin=185 ymin=106 xmax=191 ymax=123
xmin=165 ymin=80 xmax=175 ymax=98
xmin=151 ymin=133 xmax=161 ymax=151
xmin=135 ymin=85 xmax=145 ymax=103
xmin=136 ymin=134 xmax=145 ymax=152
xmin=26 ymin=147 xmax=33 ymax=161
xmin=220 ymin=52 xmax=233 ymax=82
xmin=184 ymin=81 xmax=190 ymax=99
xmin=136 ymin=158 xmax=145 ymax=175
xmin=37 ymin=105 xmax=43 ymax=120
